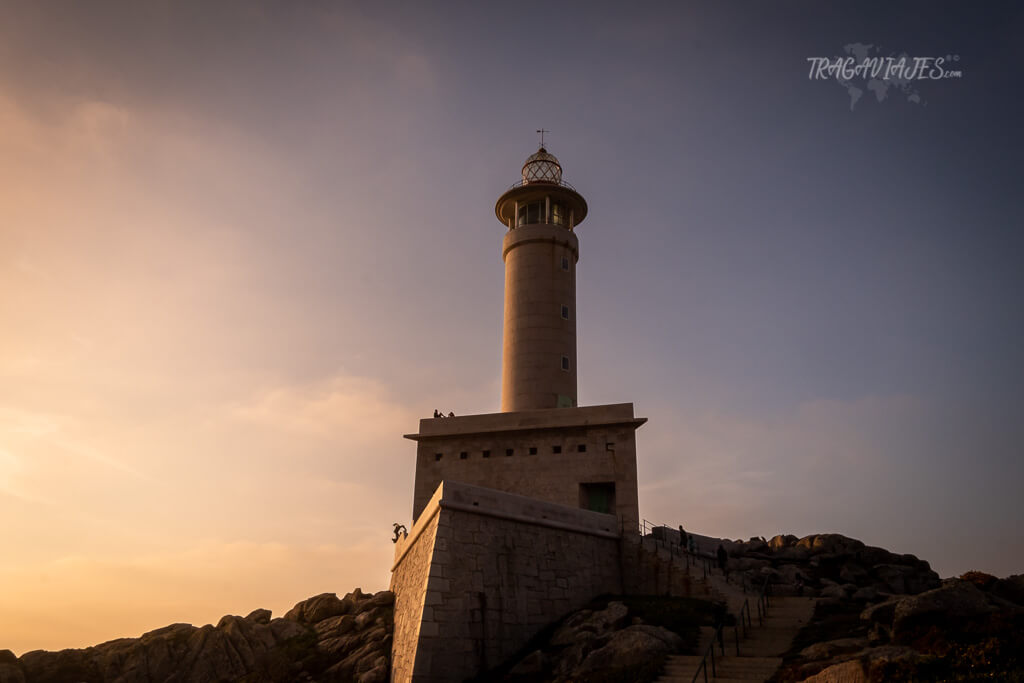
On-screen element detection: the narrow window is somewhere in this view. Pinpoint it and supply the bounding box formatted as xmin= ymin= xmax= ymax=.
xmin=561 ymin=256 xmax=570 ymax=271
xmin=552 ymin=445 xmax=562 ymax=454
xmin=434 ymin=453 xmax=443 ymax=461
xmin=561 ymin=356 xmax=570 ymax=371
xmin=505 ymin=448 xmax=514 ymax=457
xmin=577 ymin=444 xmax=587 ymax=453
xmin=482 ymin=450 xmax=491 ymax=458
xmin=529 ymin=446 xmax=537 ymax=455
xmin=551 ymin=202 xmax=565 ymax=226
xmin=460 ymin=451 xmax=468 ymax=460
xmin=561 ymin=305 xmax=570 ymax=320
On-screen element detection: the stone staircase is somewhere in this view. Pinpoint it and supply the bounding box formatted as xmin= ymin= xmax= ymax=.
xmin=656 ymin=596 xmax=817 ymax=682
xmin=625 ymin=532 xmax=817 ymax=681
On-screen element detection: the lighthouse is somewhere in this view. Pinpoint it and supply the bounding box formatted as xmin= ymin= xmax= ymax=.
xmin=494 ymin=146 xmax=588 ymax=411
xmin=403 ymin=138 xmax=644 ymax=533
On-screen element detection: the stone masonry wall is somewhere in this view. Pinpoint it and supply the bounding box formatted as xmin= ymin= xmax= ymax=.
xmin=390 ymin=502 xmax=440 ymax=683
xmin=390 ymin=482 xmax=622 ymax=683
xmin=408 ymin=405 xmax=644 ymax=536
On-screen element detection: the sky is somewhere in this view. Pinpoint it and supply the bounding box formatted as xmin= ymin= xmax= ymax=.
xmin=1 ymin=0 xmax=1022 ymax=656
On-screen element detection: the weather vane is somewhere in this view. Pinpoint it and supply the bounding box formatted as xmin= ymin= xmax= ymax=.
xmin=536 ymin=128 xmax=549 ymax=147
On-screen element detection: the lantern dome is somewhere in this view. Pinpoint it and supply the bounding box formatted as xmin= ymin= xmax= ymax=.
xmin=521 ymin=147 xmax=562 ymax=184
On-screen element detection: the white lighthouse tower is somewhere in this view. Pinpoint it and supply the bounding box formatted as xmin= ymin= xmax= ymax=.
xmin=494 ymin=146 xmax=588 ymax=411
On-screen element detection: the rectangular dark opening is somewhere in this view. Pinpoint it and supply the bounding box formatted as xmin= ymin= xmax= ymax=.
xmin=459 ymin=452 xmax=468 ymax=460
xmin=505 ymin=448 xmax=514 ymax=456
xmin=434 ymin=453 xmax=443 ymax=461
xmin=482 ymin=450 xmax=490 ymax=458
xmin=577 ymin=444 xmax=587 ymax=453
xmin=529 ymin=446 xmax=537 ymax=455
xmin=579 ymin=482 xmax=616 ymax=515
xmin=552 ymin=445 xmax=562 ymax=454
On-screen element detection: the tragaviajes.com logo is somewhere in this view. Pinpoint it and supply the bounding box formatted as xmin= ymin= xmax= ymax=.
xmin=808 ymin=43 xmax=962 ymax=110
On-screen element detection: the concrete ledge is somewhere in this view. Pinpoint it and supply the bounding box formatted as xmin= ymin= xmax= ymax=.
xmin=393 ymin=481 xmax=619 ymax=571
xmin=405 ymin=403 xmax=646 ymax=441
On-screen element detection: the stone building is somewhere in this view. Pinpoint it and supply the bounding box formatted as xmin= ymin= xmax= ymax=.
xmin=391 ymin=144 xmax=650 ymax=682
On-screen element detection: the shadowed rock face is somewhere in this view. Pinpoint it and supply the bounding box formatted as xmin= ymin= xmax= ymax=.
xmin=722 ymin=532 xmax=942 ymax=598
xmin=0 ymin=590 xmax=394 ymax=683
xmin=774 ymin=570 xmax=1024 ymax=682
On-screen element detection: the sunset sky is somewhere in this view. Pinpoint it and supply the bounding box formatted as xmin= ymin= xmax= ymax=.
xmin=2 ymin=1 xmax=1022 ymax=656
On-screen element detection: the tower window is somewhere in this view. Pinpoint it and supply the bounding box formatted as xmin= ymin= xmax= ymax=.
xmin=482 ymin=450 xmax=491 ymax=458
xmin=552 ymin=445 xmax=562 ymax=454
xmin=460 ymin=451 xmax=468 ymax=460
xmin=561 ymin=256 xmax=570 ymax=271
xmin=561 ymin=356 xmax=570 ymax=371
xmin=434 ymin=453 xmax=443 ymax=461
xmin=551 ymin=201 xmax=566 ymax=226
xmin=505 ymin=448 xmax=514 ymax=456
xmin=516 ymin=201 xmax=543 ymax=227
xmin=529 ymin=446 xmax=537 ymax=455
xmin=577 ymin=444 xmax=587 ymax=453
xmin=561 ymin=305 xmax=570 ymax=320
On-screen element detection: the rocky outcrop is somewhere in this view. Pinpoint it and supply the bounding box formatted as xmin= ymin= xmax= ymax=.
xmin=2 ymin=589 xmax=393 ymax=683
xmin=501 ymin=598 xmax=697 ymax=682
xmin=774 ymin=572 xmax=1024 ymax=682
xmin=721 ymin=533 xmax=941 ymax=600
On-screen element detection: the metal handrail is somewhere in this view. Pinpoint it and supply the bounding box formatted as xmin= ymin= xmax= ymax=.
xmin=638 ymin=519 xmax=714 ymax=578
xmin=691 ymin=620 xmax=726 ymax=683
xmin=756 ymin=575 xmax=771 ymax=626
xmin=505 ymin=177 xmax=579 ymax=192
xmin=640 ymin=520 xmax=778 ymax=681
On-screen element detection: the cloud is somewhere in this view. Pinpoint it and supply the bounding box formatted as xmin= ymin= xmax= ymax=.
xmin=229 ymin=374 xmax=417 ymax=444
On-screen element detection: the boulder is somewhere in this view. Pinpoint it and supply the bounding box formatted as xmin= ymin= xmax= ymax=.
xmin=0 ymin=653 xmax=25 ymax=683
xmin=798 ymin=637 xmax=869 ymax=662
xmin=820 ymin=584 xmax=848 ymax=599
xmin=851 ymin=586 xmax=880 ymax=602
xmin=745 ymin=537 xmax=770 ymax=554
xmin=316 ymin=614 xmax=358 ymax=639
xmin=270 ymin=616 xmax=312 ymax=643
xmin=892 ymin=580 xmax=996 ymax=637
xmin=860 ymin=598 xmax=899 ymax=625
xmin=571 ymin=625 xmax=681 ymax=680
xmin=357 ymin=658 xmax=389 ymax=683
xmin=245 ymin=608 xmax=272 ymax=624
xmin=585 ymin=601 xmax=630 ymax=633
xmin=769 ymin=534 xmax=798 ymax=550
xmin=993 ymin=574 xmax=1024 ymax=606
xmin=871 ymin=564 xmax=913 ymax=594
xmin=285 ymin=592 xmax=349 ymax=623
xmin=19 ymin=648 xmax=99 ymax=683
xmin=362 ymin=590 xmax=395 ymax=609
xmin=839 ymin=564 xmax=869 ymax=585
xmin=797 ymin=534 xmax=865 ymax=556
xmin=799 ymin=659 xmax=867 ymax=683
xmin=775 ymin=545 xmax=811 ymax=562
